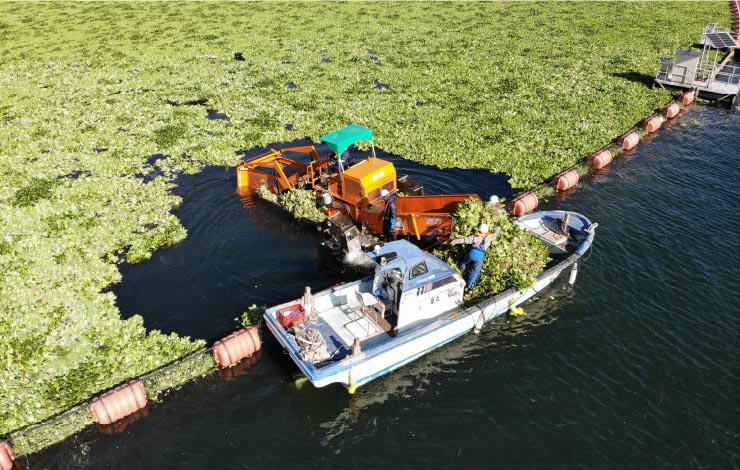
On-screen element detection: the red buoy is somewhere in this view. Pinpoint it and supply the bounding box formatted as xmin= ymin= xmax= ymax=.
xmin=0 ymin=441 xmax=13 ymax=470
xmin=662 ymin=102 xmax=680 ymax=119
xmin=90 ymin=380 xmax=147 ymax=426
xmin=213 ymin=327 xmax=261 ymax=368
xmin=510 ymin=192 xmax=539 ymax=217
xmin=590 ymin=149 xmax=613 ymax=170
xmin=642 ymin=115 xmax=663 ymax=133
xmin=617 ymin=131 xmax=640 ymax=150
xmin=679 ymin=92 xmax=695 ymax=105
xmin=553 ymin=169 xmax=579 ymax=191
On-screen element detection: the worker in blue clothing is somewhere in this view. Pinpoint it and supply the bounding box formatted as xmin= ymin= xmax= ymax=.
xmin=450 ymin=223 xmax=501 ymax=289
xmin=381 ymin=189 xmax=397 ymax=241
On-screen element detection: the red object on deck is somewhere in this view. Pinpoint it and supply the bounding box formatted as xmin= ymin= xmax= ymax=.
xmin=510 ymin=192 xmax=539 ymax=217
xmin=642 ymin=115 xmax=663 ymax=133
xmin=553 ymin=169 xmax=579 ymax=191
xmin=278 ymin=304 xmax=306 ymax=329
xmin=590 ymin=149 xmax=613 ymax=170
xmin=90 ymin=380 xmax=147 ymax=425
xmin=0 ymin=441 xmax=14 ymax=470
xmin=662 ymin=102 xmax=680 ymax=119
xmin=617 ymin=131 xmax=640 ymax=150
xmin=679 ymin=92 xmax=695 ymax=106
xmin=213 ymin=327 xmax=261 ymax=368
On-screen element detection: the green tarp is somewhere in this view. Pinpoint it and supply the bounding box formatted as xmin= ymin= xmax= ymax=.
xmin=320 ymin=124 xmax=374 ymax=156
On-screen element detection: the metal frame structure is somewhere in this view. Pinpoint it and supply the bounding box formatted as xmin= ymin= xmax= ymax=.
xmin=654 ymin=24 xmax=740 ymax=105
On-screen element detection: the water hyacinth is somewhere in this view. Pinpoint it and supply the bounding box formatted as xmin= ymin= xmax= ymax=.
xmin=436 ymin=198 xmax=550 ymax=301
xmin=278 ymin=189 xmax=326 ymax=223
xmin=0 ymin=0 xmax=728 ymax=441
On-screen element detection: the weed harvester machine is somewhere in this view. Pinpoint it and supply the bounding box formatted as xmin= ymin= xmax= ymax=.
xmin=236 ymin=124 xmax=479 ymax=261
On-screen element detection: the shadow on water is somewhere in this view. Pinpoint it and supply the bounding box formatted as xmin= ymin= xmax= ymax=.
xmin=611 ymin=71 xmax=656 ymax=88
xmin=206 ymin=109 xmax=230 ymax=121
xmin=374 ymin=80 xmax=390 ymax=90
xmin=113 ymin=141 xmax=511 ymax=343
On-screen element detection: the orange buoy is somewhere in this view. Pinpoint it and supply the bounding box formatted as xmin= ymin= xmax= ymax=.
xmin=0 ymin=441 xmax=13 ymax=470
xmin=617 ymin=131 xmax=640 ymax=150
xmin=590 ymin=149 xmax=613 ymax=170
xmin=553 ymin=169 xmax=579 ymax=191
xmin=642 ymin=115 xmax=663 ymax=133
xmin=679 ymin=92 xmax=695 ymax=105
xmin=213 ymin=327 xmax=261 ymax=368
xmin=90 ymin=380 xmax=147 ymax=426
xmin=510 ymin=192 xmax=539 ymax=217
xmin=662 ymin=102 xmax=680 ymax=119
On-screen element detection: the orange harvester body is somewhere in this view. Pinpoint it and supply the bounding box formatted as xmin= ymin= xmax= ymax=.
xmin=236 ymin=146 xmax=478 ymax=244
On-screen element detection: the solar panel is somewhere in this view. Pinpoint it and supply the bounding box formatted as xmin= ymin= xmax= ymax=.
xmin=704 ymin=32 xmax=740 ymax=49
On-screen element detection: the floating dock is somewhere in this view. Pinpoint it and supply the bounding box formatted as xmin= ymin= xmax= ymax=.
xmin=654 ymin=23 xmax=740 ymax=106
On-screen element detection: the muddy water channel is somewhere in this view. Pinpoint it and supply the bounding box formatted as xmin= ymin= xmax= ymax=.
xmin=30 ymin=106 xmax=739 ymax=469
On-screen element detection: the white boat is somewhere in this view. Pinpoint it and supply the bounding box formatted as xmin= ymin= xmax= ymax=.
xmin=264 ymin=210 xmax=597 ymax=392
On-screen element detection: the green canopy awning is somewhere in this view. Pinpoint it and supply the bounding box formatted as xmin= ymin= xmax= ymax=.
xmin=320 ymin=124 xmax=374 ymax=156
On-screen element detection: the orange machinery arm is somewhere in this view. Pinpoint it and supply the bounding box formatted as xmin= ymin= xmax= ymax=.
xmin=236 ymin=146 xmax=330 ymax=194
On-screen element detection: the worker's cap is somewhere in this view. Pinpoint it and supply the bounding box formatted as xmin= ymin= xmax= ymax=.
xmin=380 ymin=189 xmax=389 ymax=197
xmin=489 ymin=195 xmax=500 ymax=205
xmin=479 ymin=223 xmax=490 ymax=233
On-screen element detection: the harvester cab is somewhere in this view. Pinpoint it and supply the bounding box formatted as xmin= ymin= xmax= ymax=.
xmin=319 ymin=124 xmax=399 ymax=209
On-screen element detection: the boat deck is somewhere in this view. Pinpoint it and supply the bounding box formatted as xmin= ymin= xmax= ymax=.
xmin=517 ymin=216 xmax=568 ymax=252
xmin=310 ymin=298 xmax=394 ymax=361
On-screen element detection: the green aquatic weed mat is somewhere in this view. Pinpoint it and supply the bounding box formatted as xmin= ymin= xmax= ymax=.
xmin=0 ymin=0 xmax=728 ymax=443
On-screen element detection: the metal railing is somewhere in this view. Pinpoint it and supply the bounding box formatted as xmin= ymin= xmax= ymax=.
xmin=657 ymin=63 xmax=740 ymax=89
xmin=655 ymin=65 xmax=688 ymax=84
xmin=695 ymin=63 xmax=740 ymax=86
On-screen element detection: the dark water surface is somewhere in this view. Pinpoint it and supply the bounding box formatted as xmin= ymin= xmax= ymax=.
xmin=30 ymin=106 xmax=739 ymax=469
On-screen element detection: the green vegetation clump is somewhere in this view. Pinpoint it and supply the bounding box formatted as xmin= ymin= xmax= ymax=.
xmin=11 ymin=178 xmax=58 ymax=207
xmin=9 ymin=405 xmax=92 ymax=456
xmin=0 ymin=0 xmax=729 ymax=447
xmin=256 ymin=184 xmax=279 ymax=203
xmin=154 ymin=124 xmax=188 ymax=148
xmin=240 ymin=304 xmax=266 ymax=327
xmin=437 ymin=198 xmax=550 ymax=300
xmin=279 ymin=188 xmax=326 ymax=223
xmin=141 ymin=350 xmax=215 ymax=401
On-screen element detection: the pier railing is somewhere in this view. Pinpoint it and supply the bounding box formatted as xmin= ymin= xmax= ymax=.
xmin=695 ymin=63 xmax=740 ymax=90
xmin=655 ymin=65 xmax=688 ymax=83
xmin=657 ymin=62 xmax=740 ymax=92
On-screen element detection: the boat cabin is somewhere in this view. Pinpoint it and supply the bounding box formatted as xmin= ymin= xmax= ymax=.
xmin=368 ymin=241 xmax=465 ymax=331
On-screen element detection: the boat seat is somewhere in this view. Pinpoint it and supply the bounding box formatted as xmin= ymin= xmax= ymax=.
xmin=355 ymin=290 xmax=386 ymax=320
xmin=356 ymin=291 xmax=377 ymax=307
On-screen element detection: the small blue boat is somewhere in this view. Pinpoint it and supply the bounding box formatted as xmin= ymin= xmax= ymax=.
xmin=264 ymin=210 xmax=597 ymax=392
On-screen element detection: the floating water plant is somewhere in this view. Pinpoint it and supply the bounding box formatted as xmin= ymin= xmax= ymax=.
xmin=278 ymin=188 xmax=327 ymax=223
xmin=436 ymin=198 xmax=550 ymax=300
xmin=0 ymin=0 xmax=728 ymax=447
